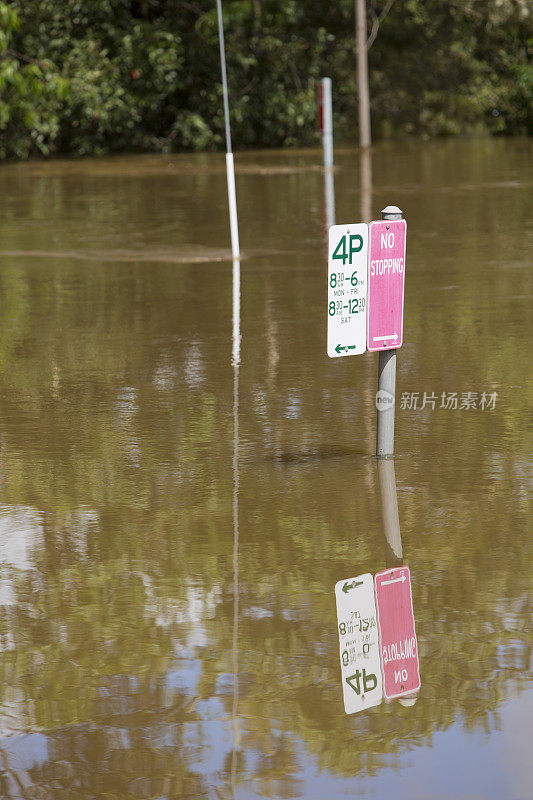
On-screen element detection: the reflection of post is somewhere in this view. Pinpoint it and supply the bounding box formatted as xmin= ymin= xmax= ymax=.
xmin=232 ymin=258 xmax=240 ymax=369
xmin=264 ymin=282 xmax=280 ymax=390
xmin=360 ymin=147 xmax=372 ymax=224
xmin=231 ymin=257 xmax=240 ymax=795
xmin=324 ymin=162 xmax=336 ymax=230
xmin=377 ymin=460 xmax=419 ymax=706
xmin=377 ymin=459 xmax=403 ymax=567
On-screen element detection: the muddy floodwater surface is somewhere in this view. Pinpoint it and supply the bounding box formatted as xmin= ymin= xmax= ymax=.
xmin=0 ymin=139 xmax=531 ymax=799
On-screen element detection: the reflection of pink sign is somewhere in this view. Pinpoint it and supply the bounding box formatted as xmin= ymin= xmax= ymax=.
xmin=367 ymin=219 xmax=407 ymax=351
xmin=374 ymin=565 xmax=420 ymax=699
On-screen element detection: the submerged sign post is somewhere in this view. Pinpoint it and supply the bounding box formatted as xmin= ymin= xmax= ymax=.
xmin=328 ymin=209 xmax=418 ymax=712
xmin=335 ymin=573 xmax=382 ymax=713
xmin=326 ymin=207 xmax=406 ymax=454
xmin=326 ymin=213 xmax=407 ymax=358
xmin=327 ymin=224 xmax=368 ymax=358
xmin=374 ymin=566 xmax=420 ymax=699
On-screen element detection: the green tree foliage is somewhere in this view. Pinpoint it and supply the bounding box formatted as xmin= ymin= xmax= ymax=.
xmin=0 ymin=2 xmax=68 ymax=157
xmin=1 ymin=1 xmax=532 ymax=153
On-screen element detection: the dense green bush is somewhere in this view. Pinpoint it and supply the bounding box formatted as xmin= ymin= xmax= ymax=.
xmin=0 ymin=0 xmax=531 ymax=158
xmin=0 ymin=2 xmax=68 ymax=157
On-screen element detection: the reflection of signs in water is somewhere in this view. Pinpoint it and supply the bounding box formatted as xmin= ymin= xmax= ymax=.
xmin=345 ymin=668 xmax=378 ymax=695
xmin=374 ymin=565 xmax=421 ymax=699
xmin=335 ymin=573 xmax=383 ymax=714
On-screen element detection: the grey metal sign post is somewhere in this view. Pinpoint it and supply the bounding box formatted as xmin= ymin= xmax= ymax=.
xmin=376 ymin=205 xmax=403 ymax=457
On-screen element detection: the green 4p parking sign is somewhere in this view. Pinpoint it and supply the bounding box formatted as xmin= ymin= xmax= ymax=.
xmin=327 ymin=223 xmax=368 ymax=357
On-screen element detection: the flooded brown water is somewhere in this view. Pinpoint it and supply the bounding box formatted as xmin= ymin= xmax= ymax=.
xmin=0 ymin=138 xmax=531 ymax=799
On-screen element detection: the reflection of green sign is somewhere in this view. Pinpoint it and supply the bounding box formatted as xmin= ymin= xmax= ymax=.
xmin=335 ymin=573 xmax=382 ymax=714
xmin=342 ymin=579 xmax=363 ymax=593
xmin=345 ymin=669 xmax=378 ymax=695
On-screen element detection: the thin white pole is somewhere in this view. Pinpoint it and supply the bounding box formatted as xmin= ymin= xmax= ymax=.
xmin=320 ymin=77 xmax=334 ymax=169
xmin=324 ymin=166 xmax=336 ymax=230
xmin=319 ymin=78 xmax=335 ymax=231
xmin=216 ymin=0 xmax=240 ymax=259
xmin=226 ymin=153 xmax=240 ymax=259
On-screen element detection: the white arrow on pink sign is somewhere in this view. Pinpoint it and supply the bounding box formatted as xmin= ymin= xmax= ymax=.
xmin=367 ymin=219 xmax=407 ymax=351
xmin=374 ymin=565 xmax=421 ymax=700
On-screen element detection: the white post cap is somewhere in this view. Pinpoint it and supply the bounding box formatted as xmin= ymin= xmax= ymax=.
xmin=398 ymin=695 xmax=418 ymax=707
xmin=381 ymin=205 xmax=403 ymax=220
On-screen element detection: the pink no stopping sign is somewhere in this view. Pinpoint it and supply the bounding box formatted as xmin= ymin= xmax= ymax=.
xmin=367 ymin=219 xmax=407 ymax=351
